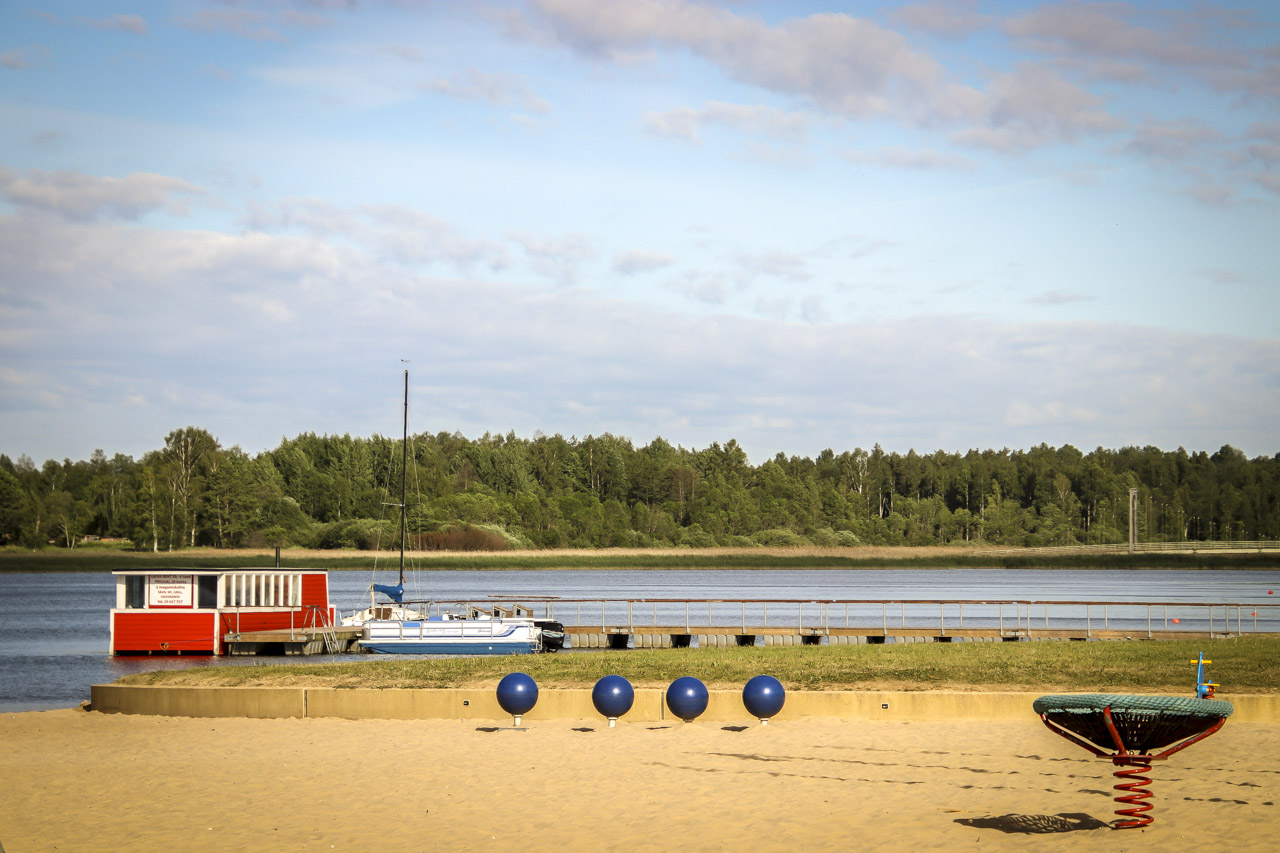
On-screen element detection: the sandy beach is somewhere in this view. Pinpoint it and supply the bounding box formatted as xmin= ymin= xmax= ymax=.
xmin=1 ymin=708 xmax=1276 ymax=852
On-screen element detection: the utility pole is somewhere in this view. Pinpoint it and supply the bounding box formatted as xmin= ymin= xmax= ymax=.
xmin=1128 ymin=488 xmax=1138 ymax=554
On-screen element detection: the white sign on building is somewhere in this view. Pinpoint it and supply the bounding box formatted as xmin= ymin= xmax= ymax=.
xmin=148 ymin=574 xmax=194 ymax=608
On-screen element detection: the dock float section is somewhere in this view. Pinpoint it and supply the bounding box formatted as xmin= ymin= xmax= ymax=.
xmin=225 ymin=596 xmax=1279 ymax=655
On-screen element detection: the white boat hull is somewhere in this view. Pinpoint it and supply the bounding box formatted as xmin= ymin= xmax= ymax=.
xmin=359 ymin=618 xmax=540 ymax=655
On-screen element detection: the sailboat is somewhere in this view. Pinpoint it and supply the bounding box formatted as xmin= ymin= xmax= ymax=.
xmin=339 ymin=369 xmax=430 ymax=628
xmin=347 ymin=369 xmax=562 ymax=655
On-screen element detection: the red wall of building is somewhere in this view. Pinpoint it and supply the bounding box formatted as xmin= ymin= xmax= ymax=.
xmin=112 ymin=611 xmax=218 ymax=654
xmin=217 ymin=608 xmax=329 ymax=637
xmin=300 ymin=574 xmax=329 ymax=608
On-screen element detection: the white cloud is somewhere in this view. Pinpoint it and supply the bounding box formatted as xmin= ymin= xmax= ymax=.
xmin=1006 ymin=3 xmax=1243 ymax=72
xmin=200 ymin=62 xmax=232 ymax=80
xmin=1004 ymin=3 xmax=1280 ymax=108
xmin=365 ymin=205 xmax=513 ymax=272
xmin=839 ymin=146 xmax=975 ymax=171
xmin=1125 ymin=119 xmax=1222 ymax=162
xmin=0 ymin=165 xmax=205 ymax=221
xmin=174 ymin=9 xmax=286 ymax=43
xmin=3 ymin=3 xmax=1277 ymax=468
xmin=643 ymin=101 xmax=809 ymax=143
xmin=519 ymin=0 xmax=1143 ymax=153
xmin=1026 ymin=290 xmax=1091 ymax=305
xmin=612 ymin=249 xmax=673 ymax=275
xmin=1181 ymin=180 xmax=1237 ymax=207
xmin=1197 ymin=268 xmax=1252 ymax=288
xmin=382 ymin=43 xmax=424 ymax=62
xmin=1 ymin=45 xmax=50 ymax=70
xmin=1 ymin=49 xmax=29 ymax=70
xmin=230 ymin=292 xmax=295 ymax=323
xmin=508 ymin=230 xmax=596 ymax=284
xmin=799 ymin=294 xmax=828 ymax=323
xmin=2 ymin=209 xmax=1277 ymax=463
xmin=892 ymin=1 xmax=989 ymax=38
xmin=24 ymin=11 xmax=149 ymax=36
xmin=735 ymin=250 xmax=812 ymax=284
xmin=279 ymin=10 xmax=335 ymax=32
xmin=247 ymin=198 xmax=512 ymax=273
xmin=664 ymin=271 xmax=728 ymax=305
xmin=1242 ymin=123 xmax=1280 ymax=167
xmin=522 ymin=0 xmax=955 ymax=120
xmin=91 ymin=14 xmax=149 ymax=36
xmin=1004 ymin=400 xmax=1096 ymax=428
xmin=953 ymin=63 xmax=1124 ymax=151
xmin=420 ymin=68 xmax=552 ymax=115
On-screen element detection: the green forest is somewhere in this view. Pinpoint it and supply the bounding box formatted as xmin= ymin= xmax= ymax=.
xmin=1 ymin=428 xmax=1277 ymax=551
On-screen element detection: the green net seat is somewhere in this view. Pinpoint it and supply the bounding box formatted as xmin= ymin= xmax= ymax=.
xmin=1033 ymin=693 xmax=1232 ymax=828
xmin=1033 ymin=694 xmax=1233 ymax=754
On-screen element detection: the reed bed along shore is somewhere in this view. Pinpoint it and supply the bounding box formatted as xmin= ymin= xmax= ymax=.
xmin=3 ymin=544 xmax=1276 ymax=571
xmin=115 ymin=635 xmax=1280 ymax=694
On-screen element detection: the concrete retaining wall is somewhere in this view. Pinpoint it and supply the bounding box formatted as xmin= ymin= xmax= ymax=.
xmin=90 ymin=685 xmax=307 ymax=719
xmin=89 ymin=684 xmax=1280 ymax=723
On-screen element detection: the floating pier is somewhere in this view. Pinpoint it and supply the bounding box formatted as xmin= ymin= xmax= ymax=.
xmin=217 ymin=596 xmax=1278 ymax=656
xmin=502 ymin=596 xmax=1280 ymax=650
xmin=562 ymin=625 xmax=1236 ymax=649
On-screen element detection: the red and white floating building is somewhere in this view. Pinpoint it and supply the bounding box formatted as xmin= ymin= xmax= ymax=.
xmin=109 ymin=569 xmax=335 ymax=655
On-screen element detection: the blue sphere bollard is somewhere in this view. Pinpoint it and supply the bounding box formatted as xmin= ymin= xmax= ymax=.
xmin=742 ymin=675 xmax=785 ymax=724
xmin=496 ymin=672 xmax=538 ymax=726
xmin=592 ymin=675 xmax=635 ymax=727
xmin=666 ymin=676 xmax=709 ymax=722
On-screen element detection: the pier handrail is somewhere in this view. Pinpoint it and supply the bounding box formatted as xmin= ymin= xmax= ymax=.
xmin=469 ymin=595 xmax=1277 ymax=608
xmin=392 ymin=596 xmax=1277 ymax=640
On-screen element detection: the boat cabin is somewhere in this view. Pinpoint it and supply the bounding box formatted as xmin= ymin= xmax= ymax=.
xmin=109 ymin=569 xmax=334 ymax=655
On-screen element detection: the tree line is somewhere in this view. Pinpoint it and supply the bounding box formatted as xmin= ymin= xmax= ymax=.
xmin=1 ymin=427 xmax=1276 ymax=551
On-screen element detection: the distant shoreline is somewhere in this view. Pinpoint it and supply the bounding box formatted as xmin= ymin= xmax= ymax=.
xmin=3 ymin=544 xmax=1278 ymax=571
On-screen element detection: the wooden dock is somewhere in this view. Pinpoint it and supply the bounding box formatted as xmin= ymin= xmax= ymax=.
xmin=224 ymin=625 xmax=363 ymax=655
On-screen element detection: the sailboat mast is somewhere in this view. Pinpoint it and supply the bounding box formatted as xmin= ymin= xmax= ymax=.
xmin=399 ymin=368 xmax=408 ymax=587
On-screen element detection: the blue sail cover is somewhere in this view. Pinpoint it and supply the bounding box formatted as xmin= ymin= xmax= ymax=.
xmin=373 ymin=583 xmax=405 ymax=603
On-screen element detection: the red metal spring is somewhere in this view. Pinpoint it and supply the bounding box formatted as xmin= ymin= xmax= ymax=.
xmin=1112 ymin=758 xmax=1155 ymax=828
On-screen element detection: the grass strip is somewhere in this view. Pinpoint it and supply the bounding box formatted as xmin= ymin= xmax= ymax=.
xmin=5 ymin=549 xmax=1277 ymax=572
xmin=114 ymin=635 xmax=1279 ymax=693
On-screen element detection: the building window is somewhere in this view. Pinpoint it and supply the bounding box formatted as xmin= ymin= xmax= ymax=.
xmin=198 ymin=575 xmax=217 ymax=609
xmin=126 ymin=575 xmax=145 ymax=609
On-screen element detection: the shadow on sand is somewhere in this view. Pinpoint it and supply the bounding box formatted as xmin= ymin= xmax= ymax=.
xmin=955 ymin=812 xmax=1109 ymax=834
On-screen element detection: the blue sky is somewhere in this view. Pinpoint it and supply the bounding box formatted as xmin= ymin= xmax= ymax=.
xmin=2 ymin=0 xmax=1278 ymax=466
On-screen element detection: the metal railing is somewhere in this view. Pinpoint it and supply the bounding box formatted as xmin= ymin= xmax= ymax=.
xmin=446 ymin=596 xmax=1280 ymax=639
xmin=986 ymin=540 xmax=1280 ymax=556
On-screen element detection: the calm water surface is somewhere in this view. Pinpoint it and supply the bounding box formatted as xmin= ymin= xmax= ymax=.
xmin=2 ymin=567 xmax=1276 ymax=712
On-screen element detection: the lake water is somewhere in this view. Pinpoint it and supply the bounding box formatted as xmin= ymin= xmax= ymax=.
xmin=2 ymin=567 xmax=1276 ymax=712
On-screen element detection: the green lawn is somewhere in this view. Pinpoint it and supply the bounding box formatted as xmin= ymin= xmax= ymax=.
xmin=115 ymin=635 xmax=1279 ymax=693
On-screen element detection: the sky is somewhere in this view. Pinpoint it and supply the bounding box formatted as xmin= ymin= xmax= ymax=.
xmin=2 ymin=0 xmax=1278 ymax=467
